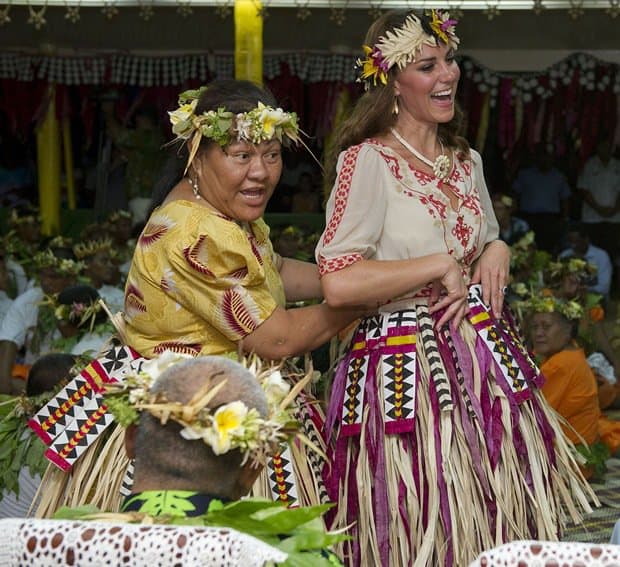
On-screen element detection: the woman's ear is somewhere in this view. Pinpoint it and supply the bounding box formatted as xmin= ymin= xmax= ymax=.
xmin=124 ymin=424 xmax=138 ymax=459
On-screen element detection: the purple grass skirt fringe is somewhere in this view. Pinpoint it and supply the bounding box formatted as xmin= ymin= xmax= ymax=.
xmin=323 ymin=288 xmax=595 ymax=567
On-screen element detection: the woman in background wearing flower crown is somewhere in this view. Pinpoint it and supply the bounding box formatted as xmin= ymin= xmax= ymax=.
xmin=528 ymin=295 xmax=620 ymax=479
xmin=316 ymin=9 xmax=594 ymax=566
xmin=120 ymin=79 xmax=366 ymax=508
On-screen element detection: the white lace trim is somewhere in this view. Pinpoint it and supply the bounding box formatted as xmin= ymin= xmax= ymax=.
xmin=0 ymin=518 xmax=287 ymax=566
xmin=469 ymin=540 xmax=620 ymax=566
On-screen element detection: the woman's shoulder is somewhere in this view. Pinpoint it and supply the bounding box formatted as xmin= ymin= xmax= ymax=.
xmin=337 ymin=139 xmax=397 ymax=170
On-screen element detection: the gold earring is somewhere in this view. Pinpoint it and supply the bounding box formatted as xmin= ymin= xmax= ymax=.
xmin=393 ymin=98 xmax=399 ymax=116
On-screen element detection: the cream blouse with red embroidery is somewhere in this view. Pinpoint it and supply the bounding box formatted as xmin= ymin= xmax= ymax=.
xmin=316 ymin=140 xmax=499 ymax=296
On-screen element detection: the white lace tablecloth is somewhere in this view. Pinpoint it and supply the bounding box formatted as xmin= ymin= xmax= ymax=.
xmin=469 ymin=540 xmax=620 ymax=566
xmin=0 ymin=518 xmax=287 ymax=566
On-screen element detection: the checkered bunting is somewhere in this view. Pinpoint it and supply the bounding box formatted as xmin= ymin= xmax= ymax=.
xmin=2 ymin=50 xmax=358 ymax=86
xmin=467 ymin=285 xmax=528 ymax=396
xmin=28 ymin=345 xmax=143 ymax=471
xmin=267 ymin=446 xmax=298 ymax=506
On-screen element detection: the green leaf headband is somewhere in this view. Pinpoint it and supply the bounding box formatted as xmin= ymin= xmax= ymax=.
xmin=168 ymin=87 xmax=301 ymax=174
xmin=105 ymin=352 xmax=309 ymax=466
xmin=515 ymin=291 xmax=584 ymax=321
xmin=356 ymin=9 xmax=459 ymax=87
xmin=32 ymin=250 xmax=85 ymax=277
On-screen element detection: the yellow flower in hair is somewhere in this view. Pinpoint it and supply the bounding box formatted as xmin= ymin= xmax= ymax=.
xmin=357 ymin=45 xmax=389 ymax=87
xmin=200 ymin=401 xmax=248 ymax=455
xmin=169 ymin=99 xmax=199 ymax=140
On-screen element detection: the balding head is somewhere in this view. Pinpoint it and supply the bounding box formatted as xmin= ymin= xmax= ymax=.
xmin=130 ymin=356 xmax=268 ymax=498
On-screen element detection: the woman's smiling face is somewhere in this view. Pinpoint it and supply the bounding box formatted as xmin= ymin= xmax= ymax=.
xmin=394 ymin=42 xmax=460 ymax=126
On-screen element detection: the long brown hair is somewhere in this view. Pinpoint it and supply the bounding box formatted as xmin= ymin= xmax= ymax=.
xmin=324 ymin=10 xmax=469 ymax=192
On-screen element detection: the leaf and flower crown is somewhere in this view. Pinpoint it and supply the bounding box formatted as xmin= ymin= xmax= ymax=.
xmin=168 ymin=87 xmax=301 ymax=173
xmin=32 ymin=250 xmax=84 ymax=277
xmin=546 ymin=257 xmax=598 ymax=286
xmin=73 ymin=238 xmax=118 ymax=261
xmin=512 ymin=287 xmax=584 ymax=321
xmin=356 ymin=9 xmax=459 ymax=87
xmin=104 ymin=352 xmax=310 ymax=466
xmin=39 ymin=293 xmax=104 ymax=332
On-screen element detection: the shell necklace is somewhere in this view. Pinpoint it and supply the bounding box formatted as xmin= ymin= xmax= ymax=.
xmin=390 ymin=127 xmax=451 ymax=181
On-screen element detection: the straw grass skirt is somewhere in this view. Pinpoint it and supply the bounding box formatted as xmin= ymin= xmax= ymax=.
xmin=323 ymin=286 xmax=596 ymax=567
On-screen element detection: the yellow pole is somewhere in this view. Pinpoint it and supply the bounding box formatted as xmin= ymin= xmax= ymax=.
xmin=62 ymin=118 xmax=76 ymax=210
xmin=36 ymin=85 xmax=61 ymax=236
xmin=234 ymin=0 xmax=263 ymax=85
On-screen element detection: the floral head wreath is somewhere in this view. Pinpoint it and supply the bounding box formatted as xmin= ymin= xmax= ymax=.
xmin=105 ymin=352 xmax=310 ymax=466
xmin=73 ymin=238 xmax=118 ymax=261
xmin=357 ymin=9 xmax=459 ymax=87
xmin=514 ymin=289 xmax=584 ymax=321
xmin=9 ymin=208 xmax=41 ymax=226
xmin=32 ymin=250 xmax=84 ymax=277
xmin=168 ymin=87 xmax=301 ymax=174
xmin=107 ymin=210 xmax=132 ymax=223
xmin=546 ymin=258 xmax=598 ymax=286
xmin=40 ymin=293 xmax=104 ymax=332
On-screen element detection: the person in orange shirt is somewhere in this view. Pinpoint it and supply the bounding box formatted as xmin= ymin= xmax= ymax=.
xmin=529 ymin=296 xmax=620 ymax=478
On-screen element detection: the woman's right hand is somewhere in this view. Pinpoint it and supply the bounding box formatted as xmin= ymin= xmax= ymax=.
xmin=428 ymin=255 xmax=469 ymax=330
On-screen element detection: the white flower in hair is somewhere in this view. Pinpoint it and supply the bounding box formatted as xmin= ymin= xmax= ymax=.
xmin=235 ymin=113 xmax=253 ymax=141
xmin=141 ymin=350 xmax=194 ymax=384
xmin=168 ymin=99 xmax=198 ymax=140
xmin=262 ymin=370 xmax=290 ymax=406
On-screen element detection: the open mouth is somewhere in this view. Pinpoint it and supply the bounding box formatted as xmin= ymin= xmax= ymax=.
xmin=431 ymin=89 xmax=453 ymax=102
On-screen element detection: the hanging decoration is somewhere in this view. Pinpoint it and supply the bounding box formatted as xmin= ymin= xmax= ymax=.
xmin=0 ymin=4 xmax=11 ymax=25
xmin=176 ymin=0 xmax=192 ymax=17
xmin=483 ymin=2 xmax=500 ymax=20
xmin=367 ymin=1 xmax=383 ymax=20
xmin=101 ymin=1 xmax=118 ymax=19
xmin=295 ymin=0 xmax=310 ymax=21
xmin=215 ymin=0 xmax=232 ymax=19
xmin=329 ymin=6 xmax=347 ymax=26
xmin=255 ymin=0 xmax=269 ymax=20
xmin=568 ymin=0 xmax=585 ymax=19
xmin=64 ymin=2 xmax=80 ymax=22
xmin=27 ymin=2 xmax=47 ymax=29
xmin=606 ymin=0 xmax=620 ymax=18
xmin=138 ymin=1 xmax=154 ymax=20
xmin=448 ymin=3 xmax=464 ymax=19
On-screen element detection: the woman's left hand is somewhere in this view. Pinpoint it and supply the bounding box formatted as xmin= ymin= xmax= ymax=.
xmin=470 ymin=240 xmax=510 ymax=318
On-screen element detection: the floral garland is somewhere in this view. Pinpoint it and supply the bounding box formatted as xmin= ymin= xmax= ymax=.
xmin=546 ymin=257 xmax=598 ymax=287
xmin=104 ymin=352 xmax=306 ymax=465
xmin=356 ymin=9 xmax=459 ymax=87
xmin=168 ymin=87 xmax=301 ymax=173
xmin=32 ymin=250 xmax=84 ymax=277
xmin=512 ymin=288 xmax=584 ymax=321
xmin=73 ymin=238 xmax=118 ymax=261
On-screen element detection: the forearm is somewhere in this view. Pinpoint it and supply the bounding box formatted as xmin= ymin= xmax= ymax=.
xmin=0 ymin=340 xmax=18 ymax=395
xmin=279 ymin=258 xmax=323 ymax=302
xmin=320 ymin=254 xmax=453 ymax=308
xmin=241 ymin=303 xmax=364 ymax=360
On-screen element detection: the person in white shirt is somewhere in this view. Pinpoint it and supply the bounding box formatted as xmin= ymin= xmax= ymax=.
xmin=559 ymin=223 xmax=613 ymax=299
xmin=0 ymin=253 xmax=81 ymax=395
xmin=577 ymin=138 xmax=620 ymax=279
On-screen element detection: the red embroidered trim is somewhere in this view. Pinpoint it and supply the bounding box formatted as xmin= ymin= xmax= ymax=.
xmin=318 ymin=252 xmax=363 ymax=276
xmin=322 ymin=145 xmax=363 ymax=247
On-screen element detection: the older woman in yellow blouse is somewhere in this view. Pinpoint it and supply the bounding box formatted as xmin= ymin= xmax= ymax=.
xmin=123 ymin=79 xmax=364 ymax=361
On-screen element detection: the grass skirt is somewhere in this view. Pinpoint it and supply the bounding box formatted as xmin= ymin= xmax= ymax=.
xmin=323 ymin=286 xmax=596 ymax=566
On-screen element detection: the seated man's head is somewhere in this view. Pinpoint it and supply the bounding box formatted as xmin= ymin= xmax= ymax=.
xmin=125 ymin=356 xmax=270 ymax=500
xmin=27 ymin=352 xmax=76 ymax=397
xmin=566 ymin=223 xmax=590 ymax=257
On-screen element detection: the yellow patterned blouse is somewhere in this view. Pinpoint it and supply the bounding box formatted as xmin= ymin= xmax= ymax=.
xmin=123 ymin=200 xmax=285 ymax=358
